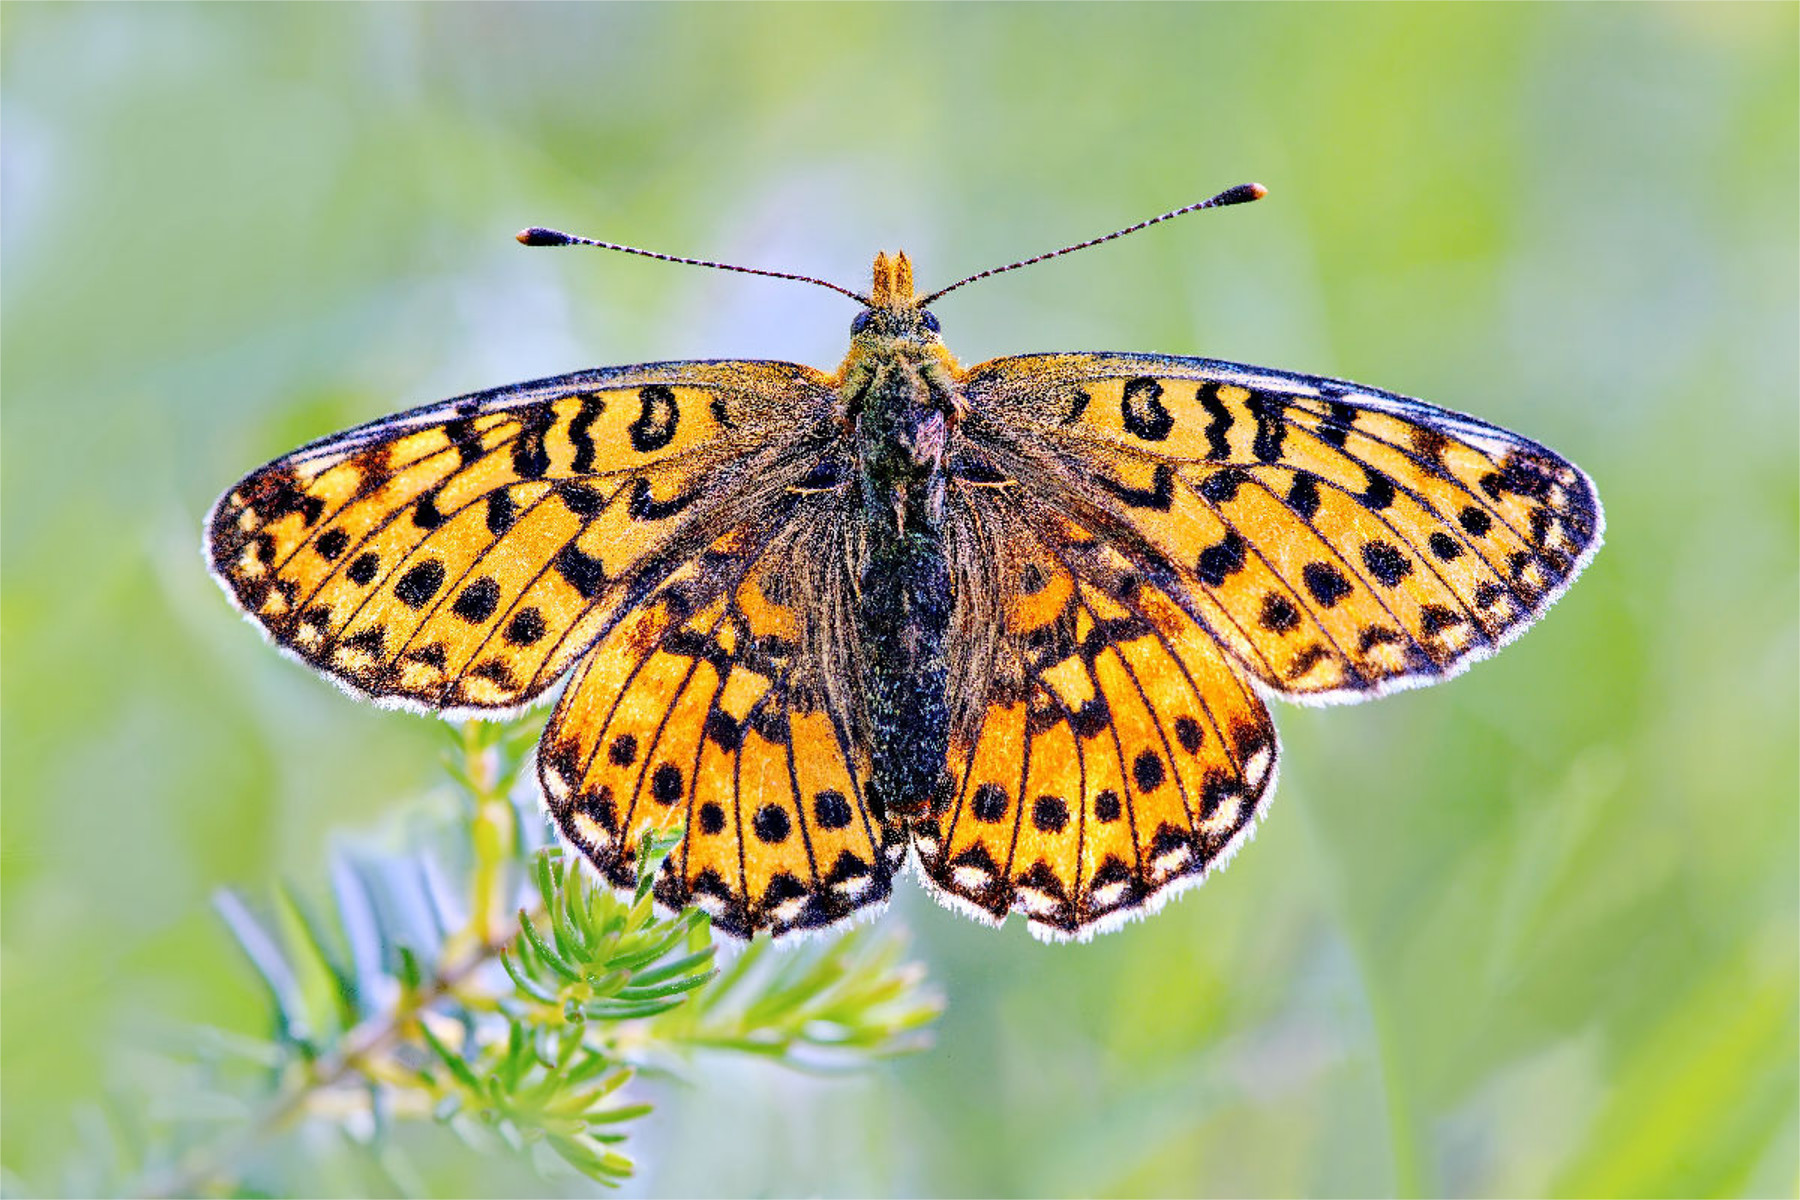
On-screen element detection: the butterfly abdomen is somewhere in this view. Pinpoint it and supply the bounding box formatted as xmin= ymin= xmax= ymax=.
xmin=857 ymin=524 xmax=952 ymax=821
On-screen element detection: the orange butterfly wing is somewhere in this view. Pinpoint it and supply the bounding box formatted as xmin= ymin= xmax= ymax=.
xmin=207 ymin=361 xmax=836 ymax=713
xmin=536 ymin=487 xmax=901 ymax=937
xmin=958 ymin=352 xmax=1603 ymax=701
xmin=911 ymin=350 xmax=1601 ymax=937
xmin=917 ymin=486 xmax=1276 ymax=940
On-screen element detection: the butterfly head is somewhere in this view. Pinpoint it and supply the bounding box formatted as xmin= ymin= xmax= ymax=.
xmin=846 ymin=251 xmax=948 ymax=349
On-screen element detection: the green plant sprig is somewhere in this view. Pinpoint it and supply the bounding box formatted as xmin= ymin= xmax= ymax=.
xmin=68 ymin=718 xmax=940 ymax=1197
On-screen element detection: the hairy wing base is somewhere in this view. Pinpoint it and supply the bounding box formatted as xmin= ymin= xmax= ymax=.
xmin=537 ymin=493 xmax=901 ymax=939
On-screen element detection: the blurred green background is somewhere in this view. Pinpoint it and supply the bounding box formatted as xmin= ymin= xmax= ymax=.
xmin=4 ymin=3 xmax=1795 ymax=1196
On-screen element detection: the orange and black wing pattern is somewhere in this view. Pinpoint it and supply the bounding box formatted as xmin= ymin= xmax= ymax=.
xmin=958 ymin=352 xmax=1603 ymax=703
xmin=206 ymin=360 xmax=836 ymax=715
xmin=535 ymin=486 xmax=902 ymax=937
xmin=918 ymin=483 xmax=1277 ymax=941
xmin=917 ymin=350 xmax=1602 ymax=938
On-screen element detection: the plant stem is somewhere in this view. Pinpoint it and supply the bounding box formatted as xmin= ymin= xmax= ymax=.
xmin=141 ymin=724 xmax=531 ymax=1199
xmin=142 ymin=900 xmax=545 ymax=1199
xmin=456 ymin=722 xmax=518 ymax=955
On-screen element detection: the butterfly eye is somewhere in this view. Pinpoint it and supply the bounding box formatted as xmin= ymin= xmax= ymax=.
xmin=920 ymin=310 xmax=941 ymax=333
xmin=850 ymin=310 xmax=873 ymax=335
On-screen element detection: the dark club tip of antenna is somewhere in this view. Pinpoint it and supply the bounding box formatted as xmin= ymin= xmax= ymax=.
xmin=517 ymin=227 xmax=576 ymax=246
xmin=1215 ymin=182 xmax=1269 ymax=206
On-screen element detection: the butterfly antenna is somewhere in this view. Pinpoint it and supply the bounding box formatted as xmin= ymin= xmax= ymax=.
xmin=915 ymin=182 xmax=1268 ymax=308
xmin=517 ymin=226 xmax=873 ymax=305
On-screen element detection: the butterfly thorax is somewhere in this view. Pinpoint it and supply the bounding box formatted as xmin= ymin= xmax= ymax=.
xmin=837 ymin=252 xmax=965 ymax=820
xmin=837 ymin=251 xmax=964 ymax=529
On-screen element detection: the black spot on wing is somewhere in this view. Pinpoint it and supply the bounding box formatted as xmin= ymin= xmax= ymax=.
xmin=1459 ymin=506 xmax=1493 ymax=536
xmin=1358 ymin=625 xmax=1402 ymax=654
xmin=511 ymin=403 xmax=554 ymax=479
xmin=412 ymin=492 xmax=445 ymax=530
xmin=445 ymin=416 xmax=484 ymax=466
xmin=971 ymin=783 xmax=1009 ymax=823
xmin=752 ymin=805 xmax=791 ymax=845
xmin=568 ymin=393 xmax=603 ymax=473
xmin=1247 ymin=393 xmax=1286 ymax=463
xmin=1500 ymin=457 xmax=1555 ymax=499
xmin=791 ymin=458 xmax=847 ymax=492
xmin=1302 ymin=561 xmax=1352 ymax=607
xmin=1361 ymin=541 xmax=1412 ymax=587
xmin=1196 ymin=531 xmax=1247 ymax=587
xmin=1032 ymin=795 xmax=1070 ymax=833
xmin=1205 ymin=771 xmax=1247 ymax=820
xmin=451 ymin=577 xmax=500 ymax=623
xmin=1285 ymin=643 xmax=1334 ymax=681
xmin=1132 ymin=749 xmax=1166 ymax=792
xmin=1259 ymin=591 xmax=1301 ymax=633
xmin=1360 ymin=469 xmax=1396 ymax=511
xmin=338 ymin=626 xmax=386 ymax=661
xmin=1120 ymin=377 xmax=1173 ymax=441
xmin=1060 ymin=696 xmax=1106 ymax=739
xmin=504 ymin=606 xmax=546 ymax=646
xmin=1197 ymin=467 xmax=1244 ymax=504
xmin=555 ymin=543 xmax=606 ymax=599
xmin=628 ymin=385 xmax=680 ymax=453
xmin=1096 ymin=464 xmax=1174 ymax=511
xmin=1428 ymin=531 xmax=1463 ymax=561
xmin=1410 ymin=425 xmax=1450 ymax=466
xmin=1287 ymin=472 xmax=1322 ymax=520
xmin=703 ymin=709 xmax=741 ymax=751
xmin=1317 ymin=398 xmax=1358 ymax=449
xmin=1419 ymin=605 xmax=1465 ymax=637
xmin=813 ymin=790 xmax=853 ymax=830
xmin=486 ymin=490 xmax=517 ymax=536
xmin=1200 ymin=385 xmax=1233 ymax=459
xmin=559 ymin=482 xmax=606 ymax=517
xmin=651 ymin=762 xmax=685 ymax=806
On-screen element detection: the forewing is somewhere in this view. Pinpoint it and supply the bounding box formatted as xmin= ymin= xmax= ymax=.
xmin=537 ymin=488 xmax=901 ymax=938
xmin=915 ymin=491 xmax=1277 ymax=940
xmin=207 ymin=360 xmax=837 ymax=713
xmin=960 ymin=352 xmax=1603 ymax=701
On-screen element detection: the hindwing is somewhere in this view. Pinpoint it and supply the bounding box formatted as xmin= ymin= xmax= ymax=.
xmin=916 ymin=486 xmax=1277 ymax=940
xmin=536 ymin=489 xmax=900 ymax=937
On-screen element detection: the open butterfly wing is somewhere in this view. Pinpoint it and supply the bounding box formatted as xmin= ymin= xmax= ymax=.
xmin=537 ymin=490 xmax=901 ymax=937
xmin=917 ymin=491 xmax=1277 ymax=940
xmin=958 ymin=353 xmax=1603 ymax=702
xmin=207 ymin=361 xmax=837 ymax=714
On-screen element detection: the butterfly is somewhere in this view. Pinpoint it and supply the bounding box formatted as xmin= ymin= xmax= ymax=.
xmin=207 ymin=184 xmax=1603 ymax=942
